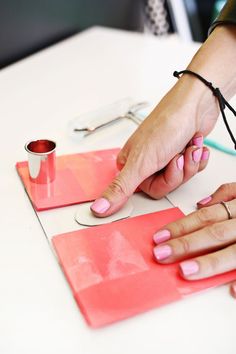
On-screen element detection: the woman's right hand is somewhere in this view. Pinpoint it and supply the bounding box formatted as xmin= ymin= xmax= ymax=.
xmin=91 ymin=75 xmax=218 ymax=216
xmin=91 ymin=26 xmax=236 ymax=218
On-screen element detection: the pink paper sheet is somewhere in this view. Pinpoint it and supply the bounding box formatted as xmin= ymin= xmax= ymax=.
xmin=52 ymin=208 xmax=236 ymax=328
xmin=16 ymin=148 xmax=120 ymax=211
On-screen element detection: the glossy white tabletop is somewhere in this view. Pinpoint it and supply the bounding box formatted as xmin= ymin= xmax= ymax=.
xmin=1 ymin=27 xmax=236 ymax=354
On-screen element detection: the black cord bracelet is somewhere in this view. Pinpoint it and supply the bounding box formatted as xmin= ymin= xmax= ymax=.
xmin=173 ymin=69 xmax=236 ymax=150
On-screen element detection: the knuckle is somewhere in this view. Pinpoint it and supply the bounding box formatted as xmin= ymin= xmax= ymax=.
xmin=117 ymin=152 xmax=127 ymax=167
xmin=207 ymin=254 xmax=221 ymax=272
xmin=197 ymin=207 xmax=214 ymax=224
xmin=168 ymin=220 xmax=187 ymax=237
xmin=163 ymin=171 xmax=180 ymax=189
xmin=207 ymin=223 xmax=226 ymax=243
xmin=217 ymin=183 xmax=232 ymax=195
xmin=176 ymin=237 xmax=191 ymax=254
xmin=149 ymin=194 xmax=163 ymax=200
xmin=227 ymin=243 xmax=236 ymax=255
xmin=107 ymin=176 xmax=129 ymax=198
xmin=174 ymin=221 xmax=188 ymax=237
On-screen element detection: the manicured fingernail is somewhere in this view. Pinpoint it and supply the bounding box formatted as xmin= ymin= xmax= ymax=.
xmin=177 ymin=155 xmax=184 ymax=170
xmin=91 ymin=198 xmax=110 ymax=213
xmin=179 ymin=260 xmax=199 ymax=276
xmin=192 ymin=148 xmax=202 ymax=163
xmin=193 ymin=136 xmax=203 ymax=147
xmin=153 ymin=230 xmax=171 ymax=244
xmin=154 ymin=245 xmax=172 ymax=261
xmin=197 ymin=196 xmax=212 ymax=205
xmin=201 ymin=150 xmax=209 ymax=161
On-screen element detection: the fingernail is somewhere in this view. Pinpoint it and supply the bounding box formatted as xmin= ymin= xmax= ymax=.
xmin=179 ymin=260 xmax=199 ymax=276
xmin=91 ymin=198 xmax=110 ymax=213
xmin=201 ymin=150 xmax=209 ymax=161
xmin=193 ymin=136 xmax=203 ymax=147
xmin=153 ymin=230 xmax=171 ymax=244
xmin=153 ymin=245 xmax=172 ymax=261
xmin=192 ymin=148 xmax=202 ymax=163
xmin=177 ymin=155 xmax=184 ymax=170
xmin=197 ymin=196 xmax=212 ymax=205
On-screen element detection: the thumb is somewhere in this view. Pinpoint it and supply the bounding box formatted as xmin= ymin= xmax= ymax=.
xmin=116 ymin=139 xmax=132 ymax=170
xmin=116 ymin=149 xmax=128 ymax=171
xmin=90 ymin=163 xmax=142 ymax=217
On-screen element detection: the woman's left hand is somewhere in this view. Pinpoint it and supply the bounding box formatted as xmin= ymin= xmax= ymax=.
xmin=153 ymin=182 xmax=236 ymax=298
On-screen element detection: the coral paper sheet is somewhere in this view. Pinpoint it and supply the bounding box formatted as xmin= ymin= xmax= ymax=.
xmin=16 ymin=148 xmax=120 ymax=211
xmin=52 ymin=208 xmax=236 ymax=328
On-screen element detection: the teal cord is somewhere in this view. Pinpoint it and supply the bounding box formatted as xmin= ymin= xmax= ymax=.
xmin=204 ymin=138 xmax=236 ymax=156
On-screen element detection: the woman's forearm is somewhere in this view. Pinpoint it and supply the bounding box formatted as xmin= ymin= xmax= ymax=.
xmin=91 ymin=6 xmax=236 ymax=217
xmin=188 ymin=25 xmax=236 ymax=99
xmin=172 ymin=25 xmax=236 ymax=133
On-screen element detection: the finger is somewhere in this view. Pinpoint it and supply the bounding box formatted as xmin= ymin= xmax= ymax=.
xmin=197 ymin=182 xmax=236 ymax=208
xmin=116 ymin=126 xmax=143 ymax=170
xmin=178 ymin=243 xmax=236 ymax=280
xmin=139 ymin=154 xmax=184 ymax=199
xmin=182 ymin=146 xmax=202 ymax=183
xmin=188 ymin=134 xmax=210 ymax=173
xmin=117 ymin=140 xmax=208 ymax=201
xmin=153 ymin=199 xmax=236 ymax=244
xmin=153 ymin=217 xmax=236 ymax=264
xmin=116 ymin=142 xmax=131 ymax=170
xmin=117 ymin=156 xmax=126 ymax=170
xmin=230 ymin=281 xmax=236 ymax=298
xmin=180 ymin=133 xmax=202 ymax=155
xmin=198 ymin=147 xmax=210 ymax=172
xmin=90 ymin=162 xmax=141 ymax=217
xmin=91 ymin=139 xmax=159 ymax=217
xmin=189 ymin=134 xmax=204 ymax=148
xmin=139 ymin=145 xmax=205 ymax=199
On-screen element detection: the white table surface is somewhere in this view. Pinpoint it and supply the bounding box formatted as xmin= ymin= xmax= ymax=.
xmin=1 ymin=26 xmax=236 ymax=354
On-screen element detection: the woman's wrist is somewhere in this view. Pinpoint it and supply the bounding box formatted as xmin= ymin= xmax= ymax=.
xmin=173 ymin=25 xmax=236 ymax=133
xmin=172 ymin=75 xmax=219 ymax=135
xmin=187 ymin=25 xmax=236 ymax=99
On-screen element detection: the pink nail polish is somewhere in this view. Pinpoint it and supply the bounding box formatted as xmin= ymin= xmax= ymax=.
xmin=179 ymin=260 xmax=199 ymax=276
xmin=197 ymin=196 xmax=212 ymax=205
xmin=153 ymin=230 xmax=171 ymax=244
xmin=192 ymin=148 xmax=202 ymax=163
xmin=91 ymin=198 xmax=110 ymax=213
xmin=177 ymin=155 xmax=184 ymax=170
xmin=201 ymin=150 xmax=209 ymax=161
xmin=154 ymin=245 xmax=172 ymax=261
xmin=193 ymin=136 xmax=203 ymax=148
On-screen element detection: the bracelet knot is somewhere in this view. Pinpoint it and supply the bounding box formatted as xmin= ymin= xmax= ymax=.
xmin=173 ymin=69 xmax=236 ymax=150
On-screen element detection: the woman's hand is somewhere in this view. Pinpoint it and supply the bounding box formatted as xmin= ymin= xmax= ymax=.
xmin=153 ymin=182 xmax=236 ymax=298
xmin=91 ymin=78 xmax=218 ymax=217
xmin=91 ymin=25 xmax=236 ymax=218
